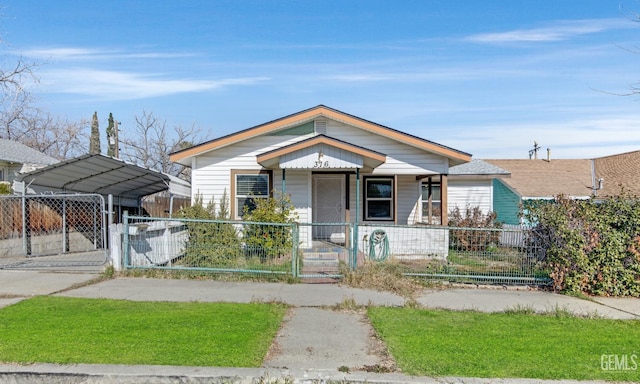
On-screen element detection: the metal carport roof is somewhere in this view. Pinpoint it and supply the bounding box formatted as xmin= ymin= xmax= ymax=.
xmin=16 ymin=154 xmax=190 ymax=200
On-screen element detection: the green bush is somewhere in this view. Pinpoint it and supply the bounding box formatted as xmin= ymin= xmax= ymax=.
xmin=448 ymin=206 xmax=502 ymax=252
xmin=242 ymin=191 xmax=298 ymax=262
xmin=177 ymin=191 xmax=243 ymax=267
xmin=524 ymin=194 xmax=640 ymax=296
xmin=0 ymin=183 xmax=11 ymax=195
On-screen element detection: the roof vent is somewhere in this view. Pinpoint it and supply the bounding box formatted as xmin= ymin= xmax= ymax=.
xmin=314 ymin=120 xmax=327 ymax=135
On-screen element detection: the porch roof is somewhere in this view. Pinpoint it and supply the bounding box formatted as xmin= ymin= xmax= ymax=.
xmin=256 ymin=134 xmax=386 ymax=170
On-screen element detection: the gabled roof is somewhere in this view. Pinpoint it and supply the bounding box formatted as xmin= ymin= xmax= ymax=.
xmin=170 ymin=105 xmax=471 ymax=165
xmin=594 ymin=150 xmax=640 ymax=197
xmin=449 ymin=159 xmax=510 ymax=179
xmin=485 ymin=159 xmax=593 ymax=199
xmin=0 ymin=139 xmax=59 ymax=166
xmin=17 ymin=154 xmax=190 ymax=199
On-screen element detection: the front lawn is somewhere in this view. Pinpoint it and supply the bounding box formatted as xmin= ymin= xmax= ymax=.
xmin=368 ymin=307 xmax=639 ymax=381
xmin=0 ymin=296 xmax=286 ymax=367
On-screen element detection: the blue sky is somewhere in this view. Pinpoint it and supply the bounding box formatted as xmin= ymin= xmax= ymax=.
xmin=4 ymin=0 xmax=640 ymax=159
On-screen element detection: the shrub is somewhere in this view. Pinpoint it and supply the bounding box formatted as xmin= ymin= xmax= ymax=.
xmin=524 ymin=194 xmax=640 ymax=296
xmin=242 ymin=191 xmax=298 ymax=262
xmin=0 ymin=182 xmax=11 ymax=195
xmin=177 ymin=191 xmax=243 ymax=267
xmin=448 ymin=206 xmax=502 ymax=252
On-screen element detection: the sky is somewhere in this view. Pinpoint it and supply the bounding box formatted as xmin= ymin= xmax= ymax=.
xmin=3 ymin=0 xmax=640 ymax=159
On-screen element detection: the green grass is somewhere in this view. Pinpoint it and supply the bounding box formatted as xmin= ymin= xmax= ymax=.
xmin=0 ymin=296 xmax=286 ymax=367
xmin=368 ymin=307 xmax=640 ymax=381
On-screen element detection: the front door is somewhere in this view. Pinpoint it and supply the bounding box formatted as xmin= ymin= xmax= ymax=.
xmin=312 ymin=174 xmax=345 ymax=241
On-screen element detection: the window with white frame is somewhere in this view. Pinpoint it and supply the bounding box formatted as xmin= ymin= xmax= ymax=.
xmin=234 ymin=172 xmax=270 ymax=219
xmin=364 ymin=177 xmax=394 ymax=220
xmin=421 ymin=180 xmax=441 ymax=224
xmin=0 ymin=167 xmax=4 ymax=182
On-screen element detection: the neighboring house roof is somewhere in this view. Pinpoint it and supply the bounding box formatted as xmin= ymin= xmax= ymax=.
xmin=484 ymin=159 xmax=594 ymax=199
xmin=170 ymin=105 xmax=472 ymax=166
xmin=449 ymin=159 xmax=510 ymax=178
xmin=594 ymin=150 xmax=640 ymax=197
xmin=0 ymin=139 xmax=58 ymax=166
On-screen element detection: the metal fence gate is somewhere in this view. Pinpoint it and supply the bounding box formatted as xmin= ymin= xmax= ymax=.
xmin=0 ymin=194 xmax=108 ymax=269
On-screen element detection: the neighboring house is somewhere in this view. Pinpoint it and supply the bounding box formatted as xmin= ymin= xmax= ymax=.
xmin=485 ymin=158 xmax=597 ymax=225
xmin=0 ymin=139 xmax=58 ymax=188
xmin=593 ymin=150 xmax=640 ymax=198
xmin=170 ymin=105 xmax=472 ymax=248
xmin=448 ymin=159 xmax=510 ymax=215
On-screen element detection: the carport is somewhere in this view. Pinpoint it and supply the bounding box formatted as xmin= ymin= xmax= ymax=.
xmin=15 ymin=153 xmax=190 ymax=222
xmin=0 ymin=154 xmax=190 ymax=266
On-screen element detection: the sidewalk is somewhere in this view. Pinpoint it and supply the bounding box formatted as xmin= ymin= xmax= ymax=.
xmin=0 ymin=270 xmax=638 ymax=384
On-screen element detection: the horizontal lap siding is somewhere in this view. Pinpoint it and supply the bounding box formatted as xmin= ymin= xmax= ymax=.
xmin=447 ymin=179 xmax=492 ymax=214
xmin=191 ymin=135 xmax=311 ymax=215
xmin=325 ymin=121 xmax=448 ymax=174
xmin=191 ymin=119 xmax=451 ymax=223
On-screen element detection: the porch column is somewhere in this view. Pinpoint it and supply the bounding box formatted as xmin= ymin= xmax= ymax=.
xmin=353 ymin=168 xmax=360 ymax=270
xmin=441 ymin=174 xmax=448 ymax=226
xmin=281 ymin=169 xmax=286 ymax=194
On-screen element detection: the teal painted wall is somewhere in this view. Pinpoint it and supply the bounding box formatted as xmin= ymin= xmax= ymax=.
xmin=492 ymin=179 xmax=521 ymax=225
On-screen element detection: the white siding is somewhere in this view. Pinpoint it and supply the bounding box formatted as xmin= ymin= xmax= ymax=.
xmin=189 ymin=117 xmax=454 ymax=224
xmin=191 ymin=134 xmax=313 ymax=210
xmin=324 ymin=121 xmax=448 ymax=175
xmin=447 ymin=179 xmax=493 ymax=214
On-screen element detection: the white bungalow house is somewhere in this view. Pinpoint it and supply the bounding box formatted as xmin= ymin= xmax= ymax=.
xmin=170 ymin=105 xmax=473 ymax=259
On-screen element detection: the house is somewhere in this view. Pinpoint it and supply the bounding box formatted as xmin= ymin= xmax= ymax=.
xmin=170 ymin=105 xmax=473 ymax=253
xmin=0 ymin=139 xmax=58 ymax=190
xmin=485 ymin=158 xmax=598 ymax=225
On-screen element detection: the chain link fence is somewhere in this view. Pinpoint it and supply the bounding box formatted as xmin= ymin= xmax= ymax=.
xmin=358 ymin=223 xmax=547 ymax=285
xmin=120 ymin=213 xmax=548 ymax=285
xmin=0 ymin=194 xmax=107 ymax=268
xmin=123 ymin=214 xmax=297 ymax=276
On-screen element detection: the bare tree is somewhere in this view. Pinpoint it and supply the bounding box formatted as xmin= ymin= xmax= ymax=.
xmin=119 ymin=110 xmax=203 ymax=180
xmin=17 ymin=109 xmax=88 ymax=160
xmin=0 ymin=56 xmax=40 ymax=140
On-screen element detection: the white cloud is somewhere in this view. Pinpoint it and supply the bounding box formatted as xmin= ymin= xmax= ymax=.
xmin=41 ymin=68 xmax=269 ymax=100
xmin=465 ymin=18 xmax=633 ymax=43
xmin=20 ymin=47 xmax=196 ymax=61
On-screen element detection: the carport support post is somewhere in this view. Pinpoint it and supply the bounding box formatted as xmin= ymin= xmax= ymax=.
xmin=122 ymin=210 xmax=129 ymax=269
xmin=108 ymin=194 xmax=114 ymax=225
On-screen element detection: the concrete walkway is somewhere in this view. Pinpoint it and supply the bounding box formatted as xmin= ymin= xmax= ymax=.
xmin=0 ymin=270 xmax=638 ymax=384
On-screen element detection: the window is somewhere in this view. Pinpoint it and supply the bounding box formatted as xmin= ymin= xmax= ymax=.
xmin=0 ymin=167 xmax=4 ymax=182
xmin=422 ymin=180 xmax=441 ymax=225
xmin=232 ymin=170 xmax=272 ymax=219
xmin=364 ymin=177 xmax=394 ymax=220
